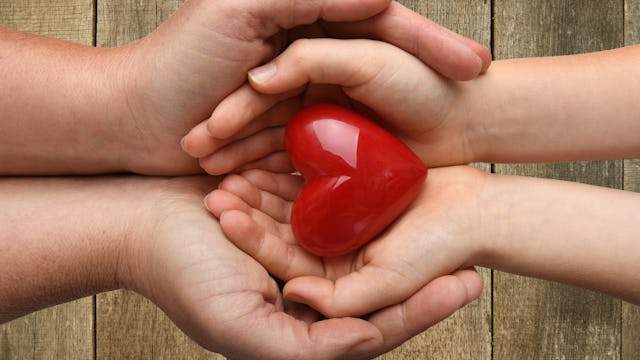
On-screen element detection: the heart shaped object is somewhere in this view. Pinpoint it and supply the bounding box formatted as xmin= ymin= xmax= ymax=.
xmin=285 ymin=104 xmax=427 ymax=257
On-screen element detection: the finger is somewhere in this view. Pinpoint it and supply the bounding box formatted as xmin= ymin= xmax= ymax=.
xmin=454 ymin=267 xmax=484 ymax=302
xmin=301 ymin=84 xmax=352 ymax=108
xmin=347 ymin=270 xmax=483 ymax=357
xmin=219 ymin=210 xmax=323 ymax=280
xmin=207 ymin=189 xmax=293 ymax=248
xmin=182 ymin=120 xmax=229 ymax=158
xmin=218 ymin=172 xmax=295 ymax=223
xmin=247 ymin=38 xmax=427 ymax=105
xmin=324 ymin=2 xmax=491 ymax=80
xmin=284 ymin=300 xmax=323 ymax=326
xmin=241 ymin=0 xmax=392 ymax=32
xmin=283 ymin=262 xmax=422 ymax=318
xmin=207 ymin=84 xmax=304 ymax=139
xmin=207 ymin=301 xmax=387 ymax=359
xmin=233 ymin=151 xmax=296 ymax=175
xmin=199 ymin=126 xmax=286 ymax=175
xmin=239 ymin=169 xmax=304 ymax=202
xmin=248 ymin=38 xmax=445 ymax=134
xmin=205 ymin=189 xmax=253 ymax=218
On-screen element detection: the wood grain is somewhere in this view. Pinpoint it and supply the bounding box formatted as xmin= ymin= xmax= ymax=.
xmin=0 ymin=1 xmax=95 ymax=359
xmin=493 ymin=1 xmax=624 ymax=359
xmin=0 ymin=0 xmax=94 ymax=43
xmin=623 ymin=2 xmax=640 ymax=358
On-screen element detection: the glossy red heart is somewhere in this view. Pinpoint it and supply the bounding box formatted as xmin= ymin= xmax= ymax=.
xmin=285 ymin=104 xmax=427 ymax=257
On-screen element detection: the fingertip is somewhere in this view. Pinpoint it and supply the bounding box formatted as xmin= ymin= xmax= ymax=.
xmin=453 ymin=267 xmax=484 ymax=304
xmin=203 ymin=193 xmax=213 ymax=212
xmin=284 ymin=277 xmax=337 ymax=317
xmin=203 ymin=188 xmax=252 ymax=218
xmin=478 ymin=46 xmax=492 ymax=74
xmin=180 ymin=129 xmax=202 ymax=158
xmin=198 ymin=156 xmax=223 ymax=176
xmin=447 ymin=46 xmax=484 ymax=81
xmin=182 ymin=121 xmax=229 ymax=160
xmin=206 ymin=111 xmax=232 ymax=140
xmin=248 ymin=62 xmax=277 ymax=86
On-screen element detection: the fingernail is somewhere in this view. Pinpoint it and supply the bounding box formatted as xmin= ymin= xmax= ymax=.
xmin=248 ymin=62 xmax=276 ymax=83
xmin=180 ymin=136 xmax=187 ymax=151
xmin=284 ymin=292 xmax=305 ymax=304
xmin=203 ymin=195 xmax=211 ymax=211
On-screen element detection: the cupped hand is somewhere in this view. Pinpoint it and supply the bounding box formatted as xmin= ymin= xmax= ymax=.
xmin=122 ymin=175 xmax=482 ymax=359
xmin=183 ymin=38 xmax=485 ymax=175
xmin=205 ymin=166 xmax=487 ymax=319
xmin=117 ymin=0 xmax=489 ymax=175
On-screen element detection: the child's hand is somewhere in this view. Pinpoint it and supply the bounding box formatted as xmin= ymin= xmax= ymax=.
xmin=183 ymin=38 xmax=484 ymax=175
xmin=205 ymin=166 xmax=487 ymax=318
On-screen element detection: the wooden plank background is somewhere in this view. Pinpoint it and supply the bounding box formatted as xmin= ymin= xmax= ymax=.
xmin=0 ymin=0 xmax=638 ymax=358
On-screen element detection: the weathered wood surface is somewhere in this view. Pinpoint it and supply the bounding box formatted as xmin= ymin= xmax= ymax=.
xmin=1 ymin=0 xmax=638 ymax=359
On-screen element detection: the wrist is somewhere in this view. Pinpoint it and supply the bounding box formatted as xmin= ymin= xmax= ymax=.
xmin=115 ymin=176 xmax=218 ymax=302
xmin=110 ymin=176 xmax=166 ymax=298
xmin=97 ymin=43 xmax=148 ymax=173
xmin=462 ymin=170 xmax=511 ymax=269
xmin=456 ymin=69 xmax=501 ymax=165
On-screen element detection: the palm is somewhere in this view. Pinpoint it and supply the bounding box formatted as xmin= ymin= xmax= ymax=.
xmin=208 ymin=170 xmax=362 ymax=280
xmin=134 ymin=176 xmax=482 ymax=359
xmin=135 ymin=177 xmax=325 ymax=358
xmin=207 ymin=166 xmax=487 ymax=318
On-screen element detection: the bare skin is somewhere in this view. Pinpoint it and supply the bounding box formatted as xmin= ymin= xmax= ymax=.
xmin=208 ymin=166 xmax=640 ymax=319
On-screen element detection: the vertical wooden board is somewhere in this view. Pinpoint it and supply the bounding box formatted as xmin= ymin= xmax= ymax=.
xmin=493 ymin=0 xmax=623 ymax=59
xmin=0 ymin=1 xmax=95 ymax=359
xmin=96 ymin=0 xmax=157 ymax=47
xmin=398 ymin=0 xmax=491 ymax=44
xmin=0 ymin=0 xmax=94 ymax=44
xmin=34 ymin=301 xmax=95 ymax=359
xmin=96 ymin=291 xmax=156 ymax=360
xmin=493 ymin=276 xmax=620 ymax=358
xmin=493 ymin=1 xmax=624 ymax=358
xmin=152 ymin=307 xmax=223 ymax=360
xmin=378 ymin=1 xmax=492 ymax=359
xmin=623 ymin=298 xmax=640 ymax=359
xmin=0 ymin=317 xmax=35 ymax=359
xmin=623 ymin=3 xmax=640 ymax=359
xmin=157 ymin=0 xmax=184 ymax=24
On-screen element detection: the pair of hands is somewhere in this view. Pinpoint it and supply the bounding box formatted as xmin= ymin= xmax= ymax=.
xmin=103 ymin=0 xmax=491 ymax=358
xmin=114 ymin=0 xmax=489 ymax=175
xmin=127 ymin=175 xmax=483 ymax=359
xmin=164 ymin=3 xmax=495 ymax=347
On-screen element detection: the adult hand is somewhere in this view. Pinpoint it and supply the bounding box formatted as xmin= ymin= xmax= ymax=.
xmin=120 ymin=0 xmax=490 ymax=174
xmin=0 ymin=1 xmax=489 ymax=176
xmin=122 ymin=176 xmax=484 ymax=358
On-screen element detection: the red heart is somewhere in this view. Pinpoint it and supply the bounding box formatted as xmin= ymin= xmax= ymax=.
xmin=285 ymin=104 xmax=427 ymax=257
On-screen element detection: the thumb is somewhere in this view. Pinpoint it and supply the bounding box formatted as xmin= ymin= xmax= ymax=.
xmin=228 ymin=0 xmax=391 ymax=36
